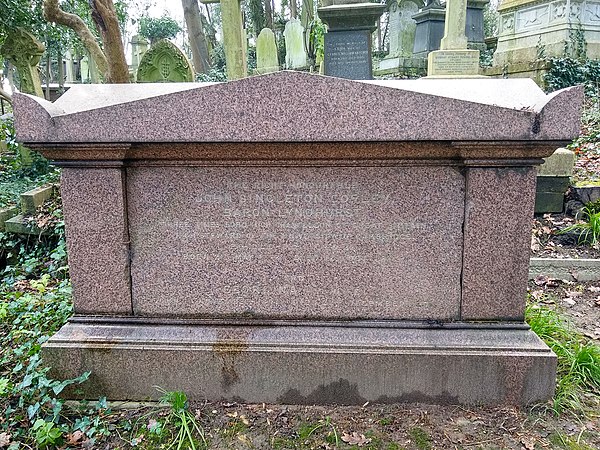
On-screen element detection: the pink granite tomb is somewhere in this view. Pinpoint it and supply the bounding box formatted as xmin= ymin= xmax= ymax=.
xmin=14 ymin=72 xmax=582 ymax=404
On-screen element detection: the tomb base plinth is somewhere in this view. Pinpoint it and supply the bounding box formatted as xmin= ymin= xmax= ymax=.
xmin=44 ymin=318 xmax=556 ymax=405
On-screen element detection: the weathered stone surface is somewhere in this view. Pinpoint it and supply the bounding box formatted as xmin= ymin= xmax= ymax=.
xmin=530 ymin=258 xmax=600 ymax=282
xmin=283 ymin=18 xmax=307 ymax=69
xmin=44 ymin=320 xmax=556 ymax=405
xmin=427 ymin=49 xmax=480 ymax=76
xmin=11 ymin=72 xmax=583 ymax=405
xmin=538 ymin=148 xmax=575 ymax=177
xmin=495 ymin=0 xmax=600 ymax=65
xmin=61 ymin=167 xmax=132 ymax=315
xmin=461 ymin=166 xmax=537 ymax=321
xmin=20 ymin=184 xmax=55 ymax=214
xmin=221 ymin=0 xmax=247 ymax=80
xmin=319 ymin=3 xmax=386 ymax=79
xmin=427 ymin=0 xmax=480 ymax=76
xmin=136 ymin=39 xmax=194 ymax=83
xmin=388 ymin=0 xmax=421 ymax=57
xmin=128 ymin=165 xmax=464 ymax=320
xmin=0 ymin=28 xmax=45 ymax=97
xmin=0 ymin=206 xmax=19 ymax=231
xmin=13 ymin=72 xmax=583 ymax=143
xmin=4 ymin=214 xmax=50 ymax=236
xmin=255 ymin=28 xmax=279 ymax=74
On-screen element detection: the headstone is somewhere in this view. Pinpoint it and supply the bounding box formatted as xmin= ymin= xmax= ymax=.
xmin=413 ymin=1 xmax=489 ymax=57
xmin=0 ymin=28 xmax=44 ymax=97
xmin=13 ymin=72 xmax=582 ymax=406
xmin=389 ymin=0 xmax=421 ymax=57
xmin=137 ymin=40 xmax=194 ymax=83
xmin=88 ymin=55 xmax=100 ymax=83
xmin=64 ymin=51 xmax=75 ymax=83
xmin=131 ymin=34 xmax=149 ymax=74
xmin=80 ymin=56 xmax=89 ymax=83
xmin=318 ymin=1 xmax=387 ymax=79
xmin=376 ymin=0 xmax=425 ymax=76
xmin=412 ymin=0 xmax=446 ymax=56
xmin=255 ymin=28 xmax=279 ymax=74
xmin=427 ymin=0 xmax=480 ymax=76
xmin=283 ymin=18 xmax=308 ymax=69
xmin=535 ymin=148 xmax=576 ymax=214
xmin=494 ymin=0 xmax=600 ymax=66
xmin=80 ymin=54 xmax=100 ymax=83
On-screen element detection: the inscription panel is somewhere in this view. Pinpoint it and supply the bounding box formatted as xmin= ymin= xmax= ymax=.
xmin=429 ymin=51 xmax=479 ymax=76
xmin=128 ymin=166 xmax=465 ymax=320
xmin=324 ymin=30 xmax=372 ymax=80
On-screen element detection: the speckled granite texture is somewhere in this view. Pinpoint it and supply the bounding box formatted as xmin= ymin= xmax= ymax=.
xmin=14 ymin=71 xmax=582 ymax=144
xmin=61 ymin=168 xmax=132 ymax=315
xmin=43 ymin=320 xmax=556 ymax=405
xmin=128 ymin=165 xmax=464 ymax=320
xmin=17 ymin=72 xmax=583 ymax=405
xmin=461 ymin=167 xmax=537 ymax=321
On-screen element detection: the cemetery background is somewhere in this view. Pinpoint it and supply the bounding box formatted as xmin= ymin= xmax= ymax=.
xmin=0 ymin=0 xmax=600 ymax=449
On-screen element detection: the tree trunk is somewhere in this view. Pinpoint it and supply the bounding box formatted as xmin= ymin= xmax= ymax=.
xmin=45 ymin=54 xmax=51 ymax=100
xmin=290 ymin=0 xmax=297 ymax=19
xmin=89 ymin=0 xmax=129 ymax=83
xmin=264 ymin=0 xmax=273 ymax=29
xmin=43 ymin=0 xmax=109 ymax=78
xmin=182 ymin=0 xmax=210 ymax=74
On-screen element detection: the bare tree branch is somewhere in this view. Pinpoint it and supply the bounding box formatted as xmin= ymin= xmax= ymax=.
xmin=43 ymin=0 xmax=109 ymax=79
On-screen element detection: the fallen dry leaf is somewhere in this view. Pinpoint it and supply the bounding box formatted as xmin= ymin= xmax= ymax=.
xmin=587 ymin=286 xmax=600 ymax=293
xmin=534 ymin=275 xmax=549 ymax=286
xmin=237 ymin=434 xmax=252 ymax=446
xmin=66 ymin=430 xmax=84 ymax=445
xmin=341 ymin=431 xmax=371 ymax=447
xmin=0 ymin=432 xmax=11 ymax=447
xmin=521 ymin=436 xmax=536 ymax=450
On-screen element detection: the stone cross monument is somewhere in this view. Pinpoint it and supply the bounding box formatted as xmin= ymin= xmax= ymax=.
xmin=0 ymin=28 xmax=45 ymax=97
xmin=440 ymin=0 xmax=468 ymax=49
xmin=427 ymin=0 xmax=480 ymax=76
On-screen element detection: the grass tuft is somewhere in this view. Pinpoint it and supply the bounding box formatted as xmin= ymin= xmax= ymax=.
xmin=526 ymin=304 xmax=600 ymax=414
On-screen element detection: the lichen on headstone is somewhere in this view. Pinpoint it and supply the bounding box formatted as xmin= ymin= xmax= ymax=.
xmin=255 ymin=28 xmax=279 ymax=75
xmin=136 ymin=39 xmax=194 ymax=83
xmin=283 ymin=18 xmax=308 ymax=69
xmin=0 ymin=28 xmax=45 ymax=97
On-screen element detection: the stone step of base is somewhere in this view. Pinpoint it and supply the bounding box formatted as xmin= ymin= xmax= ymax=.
xmin=43 ymin=319 xmax=556 ymax=405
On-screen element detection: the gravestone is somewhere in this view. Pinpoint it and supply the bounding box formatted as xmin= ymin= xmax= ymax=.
xmin=535 ymin=148 xmax=575 ymax=214
xmin=255 ymin=28 xmax=280 ymax=74
xmin=15 ymin=73 xmax=582 ymax=405
xmin=80 ymin=55 xmax=100 ymax=83
xmin=131 ymin=34 xmax=149 ymax=75
xmin=137 ymin=40 xmax=194 ymax=83
xmin=389 ymin=0 xmax=421 ymax=57
xmin=283 ymin=18 xmax=308 ymax=69
xmin=64 ymin=51 xmax=75 ymax=83
xmin=0 ymin=28 xmax=44 ymax=98
xmin=427 ymin=0 xmax=480 ymax=76
xmin=319 ymin=0 xmax=387 ymax=79
xmin=413 ymin=0 xmax=489 ymax=57
xmin=494 ymin=0 xmax=600 ymax=66
xmin=377 ymin=0 xmax=425 ymax=75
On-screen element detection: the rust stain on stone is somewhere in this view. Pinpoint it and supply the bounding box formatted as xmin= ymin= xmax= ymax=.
xmin=212 ymin=329 xmax=251 ymax=392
